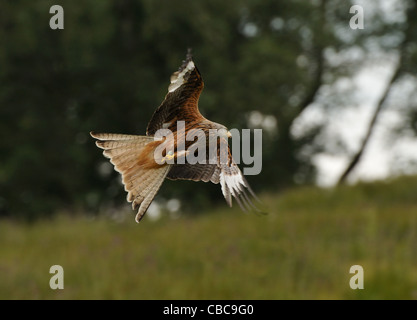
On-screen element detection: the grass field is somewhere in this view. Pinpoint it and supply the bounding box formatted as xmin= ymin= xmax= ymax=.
xmin=1 ymin=176 xmax=417 ymax=299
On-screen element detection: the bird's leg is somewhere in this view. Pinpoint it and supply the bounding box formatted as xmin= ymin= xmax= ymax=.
xmin=160 ymin=149 xmax=189 ymax=164
xmin=158 ymin=150 xmax=175 ymax=164
xmin=165 ymin=150 xmax=175 ymax=161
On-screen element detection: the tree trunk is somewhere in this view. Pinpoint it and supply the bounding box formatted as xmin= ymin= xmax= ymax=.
xmin=337 ymin=66 xmax=401 ymax=185
xmin=337 ymin=0 xmax=416 ymax=185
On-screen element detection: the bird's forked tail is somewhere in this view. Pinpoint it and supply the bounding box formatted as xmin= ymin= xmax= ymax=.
xmin=90 ymin=132 xmax=171 ymax=222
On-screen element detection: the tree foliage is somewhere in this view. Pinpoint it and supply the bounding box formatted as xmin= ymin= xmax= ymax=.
xmin=1 ymin=0 xmax=416 ymax=219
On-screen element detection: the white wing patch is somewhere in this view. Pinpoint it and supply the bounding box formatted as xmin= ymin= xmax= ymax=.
xmin=220 ymin=171 xmax=243 ymax=197
xmin=168 ymin=60 xmax=195 ymax=93
xmin=219 ymin=167 xmax=259 ymax=211
xmin=220 ymin=171 xmax=232 ymax=206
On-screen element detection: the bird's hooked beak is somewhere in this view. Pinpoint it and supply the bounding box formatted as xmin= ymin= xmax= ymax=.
xmin=227 ymin=131 xmax=232 ymax=138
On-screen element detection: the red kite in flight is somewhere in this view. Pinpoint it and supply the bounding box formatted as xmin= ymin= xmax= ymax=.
xmin=91 ymin=50 xmax=258 ymax=222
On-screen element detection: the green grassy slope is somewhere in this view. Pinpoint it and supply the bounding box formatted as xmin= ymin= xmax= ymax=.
xmin=1 ymin=176 xmax=416 ymax=299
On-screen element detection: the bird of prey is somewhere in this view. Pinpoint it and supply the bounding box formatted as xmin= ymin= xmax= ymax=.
xmin=91 ymin=50 xmax=258 ymax=222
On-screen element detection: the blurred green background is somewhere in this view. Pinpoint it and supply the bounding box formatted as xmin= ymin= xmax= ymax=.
xmin=1 ymin=0 xmax=417 ymax=299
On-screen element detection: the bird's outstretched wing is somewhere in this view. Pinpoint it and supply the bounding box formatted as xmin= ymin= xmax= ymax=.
xmin=167 ymin=141 xmax=260 ymax=212
xmin=167 ymin=163 xmax=220 ymax=183
xmin=146 ymin=49 xmax=205 ymax=136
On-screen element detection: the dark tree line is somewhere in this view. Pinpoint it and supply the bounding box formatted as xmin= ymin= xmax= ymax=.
xmin=1 ymin=0 xmax=416 ymax=219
